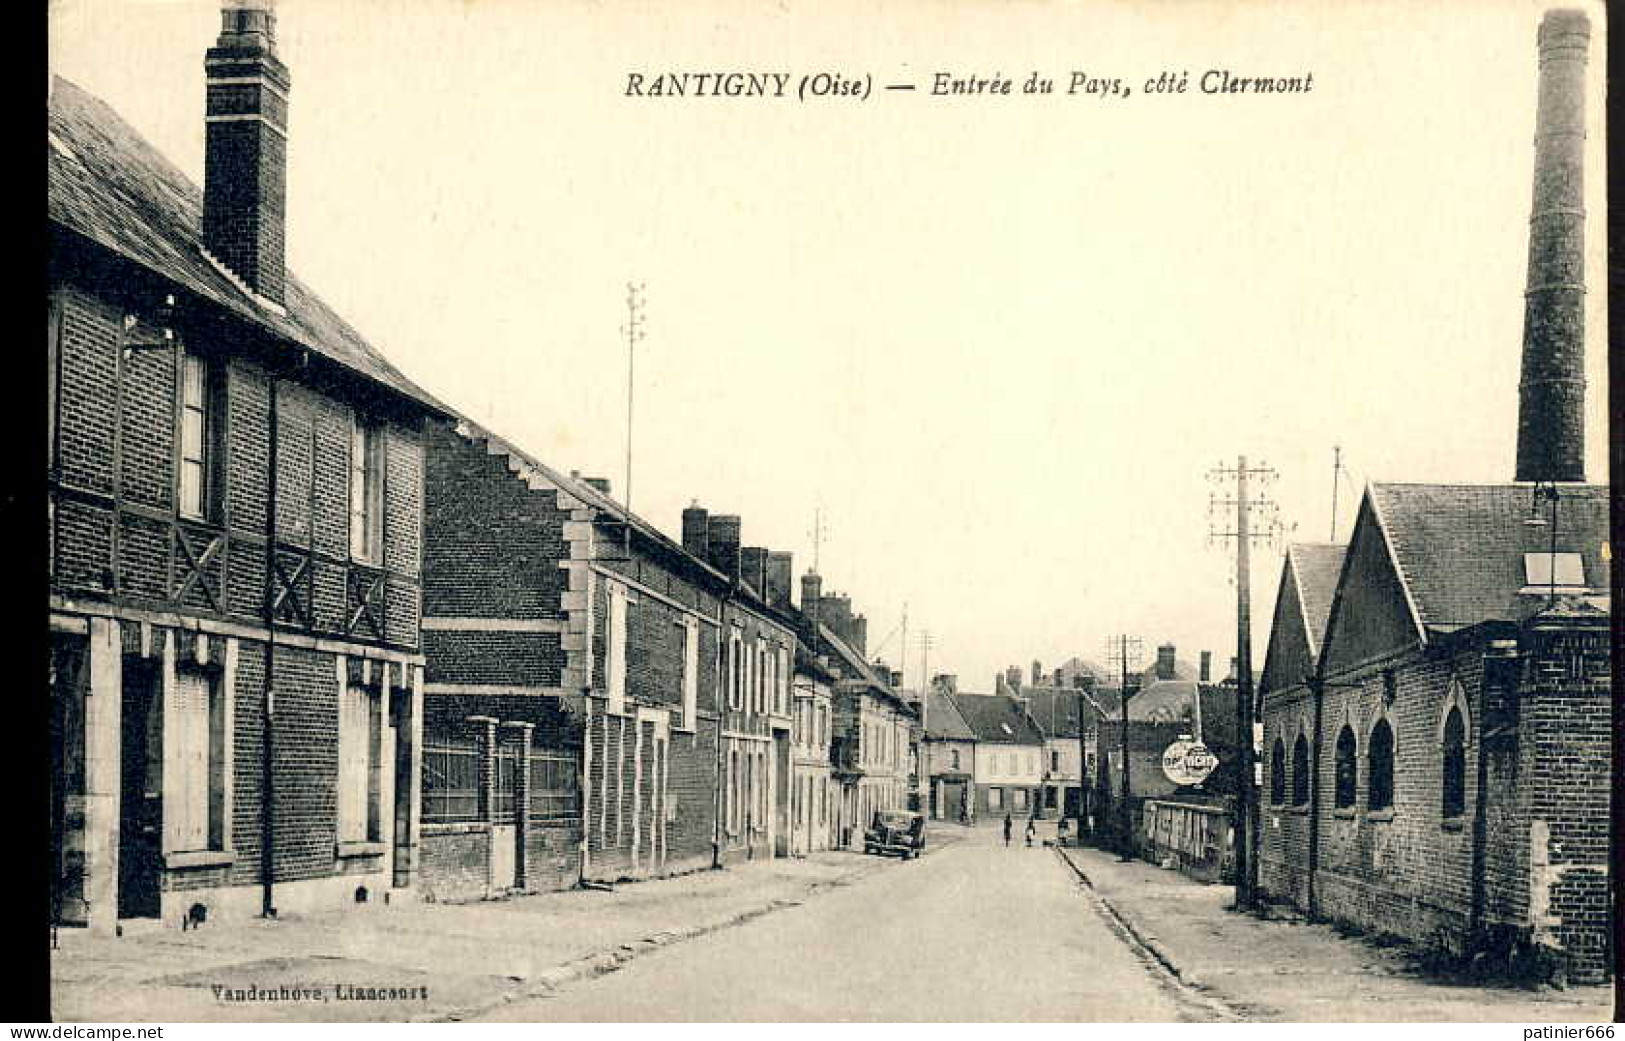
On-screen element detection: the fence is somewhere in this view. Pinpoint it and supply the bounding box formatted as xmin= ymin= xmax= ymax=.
xmin=1141 ymin=798 xmax=1234 ymax=883
xmin=529 ymin=748 xmax=580 ymax=822
xmin=423 ymin=738 xmax=481 ymax=824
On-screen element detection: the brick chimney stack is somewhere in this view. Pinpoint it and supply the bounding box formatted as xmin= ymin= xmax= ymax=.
xmin=1156 ymin=643 xmax=1177 ymax=680
xmin=1199 ymin=650 xmax=1212 ymax=683
xmin=764 ymin=552 xmax=793 ymax=607
xmin=706 ymin=515 xmax=741 ymax=580
xmin=800 ymin=572 xmax=823 ymax=614
xmin=204 ymin=0 xmax=290 ymax=304
xmin=681 ymin=502 xmax=709 ymax=560
xmin=740 ymin=547 xmax=769 ymax=595
xmin=1515 ymin=9 xmax=1590 ymax=483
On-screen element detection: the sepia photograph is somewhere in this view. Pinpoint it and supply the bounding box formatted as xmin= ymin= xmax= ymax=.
xmin=42 ymin=0 xmax=1614 ymax=1026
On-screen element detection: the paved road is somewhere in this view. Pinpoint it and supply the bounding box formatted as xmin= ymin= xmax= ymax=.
xmin=476 ymin=825 xmax=1202 ymax=1022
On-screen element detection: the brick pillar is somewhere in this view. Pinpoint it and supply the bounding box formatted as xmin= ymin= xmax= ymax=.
xmin=465 ymin=715 xmax=498 ymax=896
xmin=502 ymin=721 xmax=534 ymax=891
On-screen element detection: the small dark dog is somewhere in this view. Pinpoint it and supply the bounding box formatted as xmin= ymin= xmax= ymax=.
xmin=182 ymin=902 xmax=208 ymax=930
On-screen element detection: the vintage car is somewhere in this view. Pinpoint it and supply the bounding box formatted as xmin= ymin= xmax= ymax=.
xmin=863 ymin=810 xmax=926 ymax=858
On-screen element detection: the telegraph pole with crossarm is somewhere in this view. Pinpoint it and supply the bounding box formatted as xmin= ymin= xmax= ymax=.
xmin=1103 ymin=634 xmax=1143 ymax=861
xmin=1207 ymin=455 xmax=1285 ymax=911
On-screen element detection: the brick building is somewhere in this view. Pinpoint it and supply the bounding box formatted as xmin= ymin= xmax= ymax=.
xmin=1258 ymin=486 xmax=1611 ymax=980
xmin=48 ymin=3 xmax=446 ymax=930
xmin=682 ymin=507 xmax=797 ymax=865
xmin=1254 ymin=9 xmax=1610 ymax=983
xmin=419 ymin=433 xmax=797 ymax=896
xmin=1256 ymin=542 xmax=1345 ymax=910
xmin=921 ymin=678 xmax=978 ymax=822
xmin=788 ymin=644 xmax=837 ymax=855
xmin=794 ymin=573 xmax=916 ymax=847
xmin=946 ymin=691 xmax=1045 ymax=820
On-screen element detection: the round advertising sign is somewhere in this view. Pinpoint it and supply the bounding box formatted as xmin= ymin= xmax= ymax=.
xmin=1161 ymin=740 xmax=1218 ymax=786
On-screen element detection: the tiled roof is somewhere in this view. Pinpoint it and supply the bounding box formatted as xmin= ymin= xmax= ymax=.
xmin=1127 ymin=679 xmax=1200 ymax=725
xmin=1020 ymin=686 xmax=1088 ymax=737
xmin=48 ymin=75 xmax=446 ymax=415
xmin=1289 ymin=543 xmax=1347 ymax=657
xmin=924 ymin=687 xmax=977 ymax=741
xmin=950 ymin=692 xmax=1045 ymax=745
xmin=1370 ymin=482 xmax=1611 ymax=631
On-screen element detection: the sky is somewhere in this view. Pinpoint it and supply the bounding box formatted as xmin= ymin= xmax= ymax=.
xmin=48 ymin=0 xmax=1609 ymax=693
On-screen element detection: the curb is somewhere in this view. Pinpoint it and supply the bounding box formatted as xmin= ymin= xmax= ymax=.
xmin=428 ymin=853 xmax=895 ymax=1022
xmin=1052 ymin=845 xmax=1240 ymax=1020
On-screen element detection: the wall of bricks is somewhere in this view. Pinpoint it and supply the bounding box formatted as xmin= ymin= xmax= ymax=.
xmin=49 ymin=278 xmax=426 ymax=652
xmin=422 ymin=421 xmax=567 ymax=621
xmin=1524 ymin=669 xmax=1612 ymax=981
xmin=419 ymin=825 xmax=492 ymax=903
xmin=49 ymin=267 xmax=427 ymax=921
xmin=1263 ymin=623 xmax=1614 ymax=982
xmin=1258 ymin=688 xmax=1312 ymax=909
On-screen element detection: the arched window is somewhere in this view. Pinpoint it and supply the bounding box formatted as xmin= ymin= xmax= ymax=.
xmin=1334 ymin=726 xmax=1357 ymax=809
xmin=1291 ymin=733 xmax=1310 ymax=806
xmin=1368 ymin=718 xmax=1394 ymax=810
xmin=1270 ymin=737 xmax=1286 ymax=804
xmin=1442 ymin=706 xmax=1466 ymax=819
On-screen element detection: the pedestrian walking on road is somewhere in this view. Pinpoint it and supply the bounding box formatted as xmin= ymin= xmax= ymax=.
xmin=1024 ymin=817 xmax=1036 ymax=847
xmin=1002 ymin=813 xmax=1013 ymax=846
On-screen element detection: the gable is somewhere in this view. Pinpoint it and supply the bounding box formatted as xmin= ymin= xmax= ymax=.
xmin=1320 ymin=493 xmax=1423 ymax=676
xmin=1259 ymin=555 xmax=1314 ymax=696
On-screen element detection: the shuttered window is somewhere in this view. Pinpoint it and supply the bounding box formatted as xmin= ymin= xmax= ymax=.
xmin=170 ymin=669 xmax=213 ymax=851
xmin=337 ymin=678 xmax=378 ymax=844
xmin=606 ymin=584 xmax=627 ymax=714
xmin=680 ymin=617 xmax=699 ymax=729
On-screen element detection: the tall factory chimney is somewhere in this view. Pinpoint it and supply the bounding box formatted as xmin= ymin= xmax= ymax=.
xmin=1515 ymin=9 xmax=1590 ymax=483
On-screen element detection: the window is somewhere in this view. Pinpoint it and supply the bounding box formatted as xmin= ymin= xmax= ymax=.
xmin=777 ymin=647 xmax=790 ymax=715
xmin=348 ymin=419 xmax=383 ymax=561
xmin=179 ymin=352 xmax=222 ymax=521
xmin=1291 ymin=733 xmax=1310 ymax=806
xmin=169 ymin=668 xmax=227 ymax=851
xmin=605 ymin=584 xmax=628 ymax=714
xmin=1334 ymin=726 xmax=1357 ymax=809
xmin=728 ymin=750 xmax=741 ymax=834
xmin=1523 ymin=552 xmax=1585 ymax=589
xmin=1051 ymin=750 xmax=1060 ymax=774
xmin=987 ymin=787 xmax=1003 ymax=811
xmin=337 ymin=675 xmax=380 ymax=845
xmin=1368 ymin=718 xmax=1394 ymax=811
xmin=679 ymin=617 xmax=699 ymax=730
xmin=1441 ymin=707 xmax=1466 ymax=819
xmin=1013 ymin=787 xmax=1028 ymax=812
xmin=728 ymin=632 xmax=742 ymax=710
xmin=1270 ymin=737 xmax=1286 ymax=804
xmin=950 ymin=749 xmax=961 ymax=771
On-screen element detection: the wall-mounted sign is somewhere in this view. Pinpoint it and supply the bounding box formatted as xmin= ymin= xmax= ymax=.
xmin=1161 ymin=739 xmax=1218 ymax=786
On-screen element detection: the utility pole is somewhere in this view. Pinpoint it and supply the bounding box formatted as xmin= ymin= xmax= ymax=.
xmin=1208 ymin=455 xmax=1282 ymax=912
xmin=1103 ymin=635 xmax=1142 ymax=861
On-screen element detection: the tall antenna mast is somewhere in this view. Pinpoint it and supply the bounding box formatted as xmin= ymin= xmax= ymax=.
xmin=1329 ymin=445 xmax=1342 ymax=541
xmin=621 ymin=281 xmax=646 ymax=512
xmin=810 ymin=507 xmax=827 ymax=574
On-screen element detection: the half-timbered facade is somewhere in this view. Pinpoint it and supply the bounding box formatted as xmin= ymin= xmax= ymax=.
xmin=47 ymin=5 xmax=444 ymax=930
